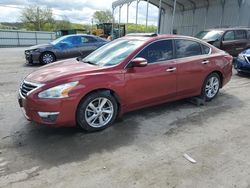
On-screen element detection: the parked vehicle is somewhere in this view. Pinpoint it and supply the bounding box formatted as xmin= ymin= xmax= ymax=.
xmin=24 ymin=34 xmax=108 ymax=65
xmin=18 ymin=34 xmax=233 ymax=131
xmin=234 ymin=48 xmax=250 ymax=74
xmin=195 ymin=28 xmax=250 ymax=57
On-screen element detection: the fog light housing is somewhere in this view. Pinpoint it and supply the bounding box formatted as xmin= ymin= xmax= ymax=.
xmin=38 ymin=112 xmax=59 ymax=123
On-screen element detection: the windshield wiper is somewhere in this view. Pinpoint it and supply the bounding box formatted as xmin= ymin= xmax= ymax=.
xmin=82 ymin=60 xmax=97 ymax=65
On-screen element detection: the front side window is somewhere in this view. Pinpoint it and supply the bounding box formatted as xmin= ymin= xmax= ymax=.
xmin=136 ymin=40 xmax=174 ymax=63
xmin=223 ymin=31 xmax=235 ymax=41
xmin=175 ymin=39 xmax=202 ymax=58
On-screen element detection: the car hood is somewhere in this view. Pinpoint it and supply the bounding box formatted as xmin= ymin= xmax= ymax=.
xmin=241 ymin=48 xmax=250 ymax=55
xmin=25 ymin=58 xmax=104 ymax=83
xmin=26 ymin=44 xmax=52 ymax=50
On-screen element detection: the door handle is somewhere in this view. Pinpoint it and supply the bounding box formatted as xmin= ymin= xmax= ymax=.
xmin=201 ymin=60 xmax=209 ymax=64
xmin=166 ymin=67 xmax=177 ymax=72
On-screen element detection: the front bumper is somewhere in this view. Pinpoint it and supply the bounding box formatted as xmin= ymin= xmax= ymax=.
xmin=24 ymin=51 xmax=41 ymax=64
xmin=234 ymin=58 xmax=250 ymax=73
xmin=18 ymin=92 xmax=78 ymax=127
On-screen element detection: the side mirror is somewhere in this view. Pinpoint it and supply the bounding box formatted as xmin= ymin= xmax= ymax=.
xmin=131 ymin=57 xmax=148 ymax=67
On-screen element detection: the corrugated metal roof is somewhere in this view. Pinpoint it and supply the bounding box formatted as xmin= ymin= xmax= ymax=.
xmin=112 ymin=0 xmax=242 ymax=11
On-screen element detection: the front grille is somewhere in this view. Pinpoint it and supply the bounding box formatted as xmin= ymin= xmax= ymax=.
xmin=247 ymin=57 xmax=250 ymax=63
xmin=20 ymin=81 xmax=38 ymax=97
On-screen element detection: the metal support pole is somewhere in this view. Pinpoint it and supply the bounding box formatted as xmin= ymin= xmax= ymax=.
xmin=220 ymin=0 xmax=226 ymax=27
xmin=204 ymin=7 xmax=209 ymax=29
xmin=111 ymin=7 xmax=115 ymax=38
xmin=237 ymin=0 xmax=243 ymax=26
xmin=127 ymin=3 xmax=130 ymax=24
xmin=119 ymin=6 xmax=121 ymax=37
xmin=157 ymin=0 xmax=162 ymax=34
xmin=191 ymin=9 xmax=195 ymax=36
xmin=136 ymin=0 xmax=139 ymax=32
xmin=171 ymin=0 xmax=177 ymax=34
xmin=145 ymin=0 xmax=149 ymax=32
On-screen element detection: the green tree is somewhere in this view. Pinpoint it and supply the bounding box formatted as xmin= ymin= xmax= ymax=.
xmin=20 ymin=6 xmax=54 ymax=31
xmin=93 ymin=10 xmax=113 ymax=24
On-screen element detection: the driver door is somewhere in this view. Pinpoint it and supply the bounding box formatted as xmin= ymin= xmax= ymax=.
xmin=125 ymin=40 xmax=177 ymax=110
xmin=57 ymin=36 xmax=82 ymax=59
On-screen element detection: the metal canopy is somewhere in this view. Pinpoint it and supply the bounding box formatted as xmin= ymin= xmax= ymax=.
xmin=111 ymin=0 xmax=244 ymax=35
xmin=112 ymin=0 xmax=224 ymax=12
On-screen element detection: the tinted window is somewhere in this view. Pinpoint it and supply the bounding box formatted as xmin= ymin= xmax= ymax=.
xmin=195 ymin=30 xmax=223 ymax=41
xmin=202 ymin=44 xmax=211 ymax=54
xmin=223 ymin=31 xmax=235 ymax=41
xmin=175 ymin=39 xmax=202 ymax=58
xmin=136 ymin=40 xmax=173 ymax=63
xmin=235 ymin=30 xmax=247 ymax=40
xmin=81 ymin=36 xmax=97 ymax=43
xmin=248 ymin=30 xmax=250 ymax=39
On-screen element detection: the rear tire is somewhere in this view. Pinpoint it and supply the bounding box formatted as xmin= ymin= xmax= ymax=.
xmin=76 ymin=92 xmax=118 ymax=132
xmin=202 ymin=73 xmax=221 ymax=101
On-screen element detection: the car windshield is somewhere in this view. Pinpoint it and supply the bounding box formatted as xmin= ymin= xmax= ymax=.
xmin=50 ymin=36 xmax=69 ymax=45
xmin=82 ymin=38 xmax=145 ymax=66
xmin=195 ymin=30 xmax=223 ymax=41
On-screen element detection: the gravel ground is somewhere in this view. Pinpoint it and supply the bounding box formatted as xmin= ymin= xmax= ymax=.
xmin=0 ymin=48 xmax=250 ymax=188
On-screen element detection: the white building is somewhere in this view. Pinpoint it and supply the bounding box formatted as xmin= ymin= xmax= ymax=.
xmin=112 ymin=0 xmax=250 ymax=36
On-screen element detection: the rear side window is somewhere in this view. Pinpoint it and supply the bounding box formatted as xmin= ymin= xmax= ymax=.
xmin=81 ymin=36 xmax=97 ymax=43
xmin=235 ymin=30 xmax=247 ymax=39
xmin=175 ymin=39 xmax=202 ymax=58
xmin=223 ymin=31 xmax=235 ymax=41
xmin=137 ymin=40 xmax=174 ymax=63
xmin=202 ymin=44 xmax=211 ymax=54
xmin=248 ymin=30 xmax=250 ymax=39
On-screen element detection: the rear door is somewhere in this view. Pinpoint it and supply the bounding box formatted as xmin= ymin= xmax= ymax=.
xmin=125 ymin=40 xmax=177 ymax=110
xmin=78 ymin=36 xmax=103 ymax=58
xmin=233 ymin=30 xmax=248 ymax=55
xmin=174 ymin=39 xmax=211 ymax=98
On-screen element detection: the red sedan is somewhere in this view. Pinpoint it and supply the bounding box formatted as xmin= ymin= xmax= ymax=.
xmin=18 ymin=34 xmax=233 ymax=131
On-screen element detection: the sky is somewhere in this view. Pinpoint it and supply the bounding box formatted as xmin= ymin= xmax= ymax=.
xmin=0 ymin=0 xmax=159 ymax=25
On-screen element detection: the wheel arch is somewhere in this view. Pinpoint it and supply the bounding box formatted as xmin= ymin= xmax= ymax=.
xmin=39 ymin=51 xmax=57 ymax=62
xmin=76 ymin=88 xmax=122 ymax=117
xmin=210 ymin=70 xmax=223 ymax=88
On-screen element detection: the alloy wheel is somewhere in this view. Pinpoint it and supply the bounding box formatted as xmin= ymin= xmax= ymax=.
xmin=85 ymin=97 xmax=114 ymax=128
xmin=205 ymin=76 xmax=219 ymax=99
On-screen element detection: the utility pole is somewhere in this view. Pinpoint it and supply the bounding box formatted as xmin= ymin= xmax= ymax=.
xmin=37 ymin=7 xmax=41 ymax=31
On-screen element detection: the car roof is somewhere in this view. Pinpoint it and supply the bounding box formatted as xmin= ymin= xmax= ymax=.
xmin=123 ymin=34 xmax=204 ymax=42
xmin=203 ymin=28 xmax=250 ymax=32
xmin=63 ymin=34 xmax=98 ymax=37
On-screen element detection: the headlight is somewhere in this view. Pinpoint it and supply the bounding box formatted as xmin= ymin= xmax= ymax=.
xmin=238 ymin=54 xmax=246 ymax=61
xmin=38 ymin=81 xmax=78 ymax=99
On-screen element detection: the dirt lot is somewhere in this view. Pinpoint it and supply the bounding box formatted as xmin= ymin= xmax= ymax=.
xmin=0 ymin=48 xmax=250 ymax=188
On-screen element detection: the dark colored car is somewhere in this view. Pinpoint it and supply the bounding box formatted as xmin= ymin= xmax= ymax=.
xmin=18 ymin=34 xmax=233 ymax=132
xmin=24 ymin=34 xmax=108 ymax=65
xmin=195 ymin=28 xmax=250 ymax=57
xmin=234 ymin=48 xmax=250 ymax=73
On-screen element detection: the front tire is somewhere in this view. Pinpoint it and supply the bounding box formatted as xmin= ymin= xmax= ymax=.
xmin=202 ymin=73 xmax=220 ymax=101
xmin=40 ymin=52 xmax=56 ymax=65
xmin=76 ymin=92 xmax=118 ymax=132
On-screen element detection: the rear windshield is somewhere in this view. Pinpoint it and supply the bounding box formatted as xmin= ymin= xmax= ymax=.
xmin=195 ymin=30 xmax=224 ymax=41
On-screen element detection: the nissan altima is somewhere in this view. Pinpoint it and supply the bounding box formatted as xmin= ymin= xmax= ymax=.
xmin=18 ymin=34 xmax=233 ymax=131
